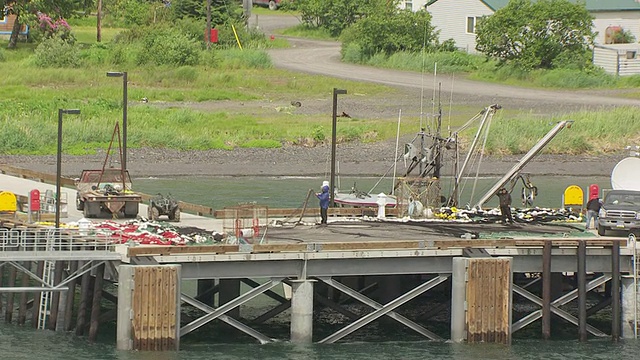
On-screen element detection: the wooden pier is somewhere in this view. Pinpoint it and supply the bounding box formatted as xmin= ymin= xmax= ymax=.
xmin=1 ymin=222 xmax=635 ymax=349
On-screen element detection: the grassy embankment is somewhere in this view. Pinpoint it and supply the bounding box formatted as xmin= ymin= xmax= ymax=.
xmin=0 ymin=17 xmax=638 ymax=157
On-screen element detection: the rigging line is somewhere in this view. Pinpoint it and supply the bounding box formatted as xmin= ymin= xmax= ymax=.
xmin=469 ymin=113 xmax=494 ymax=206
xmin=419 ymin=19 xmax=428 ymax=131
xmin=448 ymin=73 xmax=454 ymax=134
xmin=392 ymin=109 xmax=402 ymax=195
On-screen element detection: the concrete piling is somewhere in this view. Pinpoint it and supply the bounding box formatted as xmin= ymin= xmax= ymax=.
xmin=290 ymin=279 xmax=315 ymax=344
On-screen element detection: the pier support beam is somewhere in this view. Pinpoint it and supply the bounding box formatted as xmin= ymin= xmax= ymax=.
xmin=290 ymin=279 xmax=315 ymax=344
xmin=578 ymin=240 xmax=587 ymax=342
xmin=611 ymin=241 xmax=620 ymax=342
xmin=451 ymin=258 xmax=466 ymax=342
xmin=621 ymin=275 xmax=638 ymax=339
xmin=219 ymin=279 xmax=240 ymax=319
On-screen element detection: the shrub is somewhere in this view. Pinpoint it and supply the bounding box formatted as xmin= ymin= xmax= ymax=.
xmin=341 ymin=43 xmax=364 ymax=63
xmin=34 ymin=35 xmax=81 ymax=68
xmin=82 ymin=42 xmax=110 ymax=66
xmin=137 ymin=31 xmax=201 ymax=66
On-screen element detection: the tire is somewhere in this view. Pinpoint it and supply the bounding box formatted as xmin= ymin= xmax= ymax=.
xmin=597 ymin=225 xmax=606 ymax=236
xmin=150 ymin=207 xmax=160 ymax=221
xmin=173 ymin=208 xmax=181 ymax=222
xmin=76 ymin=197 xmax=84 ymax=211
xmin=268 ymin=0 xmax=277 ymax=10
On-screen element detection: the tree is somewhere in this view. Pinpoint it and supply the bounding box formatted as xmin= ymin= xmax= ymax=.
xmin=296 ymin=0 xmax=395 ymax=37
xmin=475 ymin=0 xmax=595 ymax=70
xmin=1 ymin=0 xmax=92 ymax=48
xmin=341 ymin=9 xmax=438 ymax=58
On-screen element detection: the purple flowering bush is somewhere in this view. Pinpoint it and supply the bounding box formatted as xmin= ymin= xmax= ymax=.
xmin=37 ymin=12 xmax=74 ymax=43
xmin=33 ymin=13 xmax=79 ymax=68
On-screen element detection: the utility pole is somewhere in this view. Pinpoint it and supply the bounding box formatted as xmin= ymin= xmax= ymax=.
xmin=97 ymin=0 xmax=102 ymax=42
xmin=206 ymin=0 xmax=212 ymax=49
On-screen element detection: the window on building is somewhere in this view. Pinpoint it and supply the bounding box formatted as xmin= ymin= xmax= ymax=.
xmin=627 ymin=51 xmax=637 ymax=60
xmin=405 ymin=1 xmax=412 ymax=10
xmin=466 ymin=16 xmax=483 ymax=34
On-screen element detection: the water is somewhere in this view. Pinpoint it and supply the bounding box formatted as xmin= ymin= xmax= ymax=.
xmin=0 ymin=321 xmax=637 ymax=360
xmin=1 ymin=175 xmax=620 ymax=358
xmin=132 ymin=175 xmax=612 ymax=211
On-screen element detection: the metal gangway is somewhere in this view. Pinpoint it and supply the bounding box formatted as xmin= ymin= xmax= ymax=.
xmin=0 ymin=228 xmax=121 ymax=329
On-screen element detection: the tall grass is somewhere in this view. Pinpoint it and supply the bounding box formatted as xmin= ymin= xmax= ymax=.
xmin=476 ymin=107 xmax=640 ymax=155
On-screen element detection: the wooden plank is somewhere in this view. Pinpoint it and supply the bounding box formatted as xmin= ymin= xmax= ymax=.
xmin=132 ymin=267 xmax=142 ymax=350
xmin=168 ymin=267 xmax=177 ymax=350
xmin=127 ymin=245 xmax=240 ymax=257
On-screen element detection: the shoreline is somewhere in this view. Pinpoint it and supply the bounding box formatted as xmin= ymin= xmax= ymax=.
xmin=0 ymin=145 xmax=625 ymax=179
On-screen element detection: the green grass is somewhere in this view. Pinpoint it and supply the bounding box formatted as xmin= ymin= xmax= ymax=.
xmin=2 ymin=19 xmax=638 ymax=157
xmin=73 ymin=25 xmax=126 ymax=45
xmin=475 ymin=107 xmax=640 ymax=155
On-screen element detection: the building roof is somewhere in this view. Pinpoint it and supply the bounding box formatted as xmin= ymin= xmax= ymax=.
xmin=426 ymin=0 xmax=640 ymax=12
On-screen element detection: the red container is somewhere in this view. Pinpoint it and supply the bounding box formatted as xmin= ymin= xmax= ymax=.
xmin=204 ymin=28 xmax=219 ymax=43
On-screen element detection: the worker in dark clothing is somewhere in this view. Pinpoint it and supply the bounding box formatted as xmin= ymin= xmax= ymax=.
xmin=316 ymin=184 xmax=330 ymax=225
xmin=585 ymin=196 xmax=602 ymax=230
xmin=497 ymin=188 xmax=514 ymax=224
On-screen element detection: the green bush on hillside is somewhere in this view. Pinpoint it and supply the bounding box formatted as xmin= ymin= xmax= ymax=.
xmin=33 ymin=35 xmax=81 ymax=68
xmin=137 ymin=31 xmax=201 ymax=66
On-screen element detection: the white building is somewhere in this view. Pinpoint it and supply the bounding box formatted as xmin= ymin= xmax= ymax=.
xmin=415 ymin=0 xmax=640 ymax=53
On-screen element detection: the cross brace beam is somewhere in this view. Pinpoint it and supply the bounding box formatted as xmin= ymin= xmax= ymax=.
xmin=512 ymin=274 xmax=610 ymax=337
xmin=318 ymin=275 xmax=449 ymax=343
xmin=180 ymin=278 xmax=283 ymax=338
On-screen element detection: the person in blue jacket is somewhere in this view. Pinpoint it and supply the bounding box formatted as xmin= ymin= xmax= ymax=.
xmin=316 ymin=184 xmax=330 ymax=225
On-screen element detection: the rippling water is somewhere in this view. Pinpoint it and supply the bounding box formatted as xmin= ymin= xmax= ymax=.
xmin=0 ymin=321 xmax=636 ymax=360
xmin=133 ymin=175 xmax=611 ymax=211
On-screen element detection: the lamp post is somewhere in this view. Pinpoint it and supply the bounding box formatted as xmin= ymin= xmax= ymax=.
xmin=330 ymin=88 xmax=347 ymax=207
xmin=56 ymin=109 xmax=81 ymax=229
xmin=106 ymin=71 xmax=128 ymax=170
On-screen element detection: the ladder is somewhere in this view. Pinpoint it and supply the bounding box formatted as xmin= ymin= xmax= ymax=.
xmin=633 ymin=233 xmax=639 ymax=339
xmin=37 ymin=260 xmax=55 ymax=329
xmin=37 ymin=230 xmax=59 ymax=330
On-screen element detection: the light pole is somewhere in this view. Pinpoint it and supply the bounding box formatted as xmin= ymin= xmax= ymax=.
xmin=330 ymin=88 xmax=347 ymax=207
xmin=56 ymin=109 xmax=81 ymax=229
xmin=106 ymin=71 xmax=128 ymax=170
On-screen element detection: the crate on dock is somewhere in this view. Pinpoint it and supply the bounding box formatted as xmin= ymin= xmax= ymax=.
xmin=221 ymin=204 xmax=268 ymax=244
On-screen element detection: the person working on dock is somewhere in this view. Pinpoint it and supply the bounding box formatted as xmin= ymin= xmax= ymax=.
xmin=585 ymin=196 xmax=602 ymax=230
xmin=316 ymin=182 xmax=330 ymax=225
xmin=497 ymin=188 xmax=514 ymax=224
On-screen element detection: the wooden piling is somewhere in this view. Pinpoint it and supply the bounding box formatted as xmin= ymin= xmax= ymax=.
xmin=75 ymin=261 xmax=91 ymax=336
xmin=118 ymin=265 xmax=180 ymax=351
xmin=466 ymin=257 xmax=512 ymax=344
xmin=48 ymin=261 xmax=64 ymax=330
xmin=5 ymin=265 xmax=17 ymax=323
xmin=542 ymin=240 xmax=552 ymax=340
xmin=577 ymin=240 xmax=587 ymax=342
xmin=89 ymin=263 xmax=105 ymax=342
xmin=611 ymin=241 xmax=620 ymax=342
xmin=18 ymin=261 xmax=30 ymax=325
xmin=64 ymin=261 xmax=79 ymax=331
xmin=31 ymin=261 xmax=44 ymax=328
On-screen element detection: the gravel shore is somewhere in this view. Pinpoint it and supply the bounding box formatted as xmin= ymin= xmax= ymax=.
xmin=0 ymin=144 xmax=624 ymax=179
